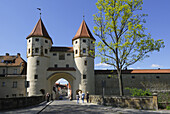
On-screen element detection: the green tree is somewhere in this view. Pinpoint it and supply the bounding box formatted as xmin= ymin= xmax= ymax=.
xmin=93 ymin=0 xmax=165 ymax=96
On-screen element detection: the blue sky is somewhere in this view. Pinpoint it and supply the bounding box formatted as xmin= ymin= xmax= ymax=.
xmin=0 ymin=0 xmax=170 ymax=70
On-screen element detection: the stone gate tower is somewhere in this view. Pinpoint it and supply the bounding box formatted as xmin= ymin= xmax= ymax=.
xmin=26 ymin=18 xmax=53 ymax=96
xmin=72 ymin=20 xmax=96 ymax=94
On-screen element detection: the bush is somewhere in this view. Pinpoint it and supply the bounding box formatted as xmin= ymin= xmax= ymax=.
xmin=166 ymin=105 xmax=170 ymax=110
xmin=126 ymin=87 xmax=152 ymax=97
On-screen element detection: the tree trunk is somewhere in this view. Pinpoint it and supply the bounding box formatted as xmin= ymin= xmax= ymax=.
xmin=118 ymin=71 xmax=124 ymax=96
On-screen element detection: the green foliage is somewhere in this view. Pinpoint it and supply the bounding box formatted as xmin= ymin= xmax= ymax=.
xmin=94 ymin=0 xmax=165 ymax=96
xmin=158 ymin=92 xmax=170 ymax=103
xmin=125 ymin=87 xmax=152 ymax=96
xmin=94 ymin=0 xmax=165 ymax=70
xmin=166 ymin=105 xmax=170 ymax=110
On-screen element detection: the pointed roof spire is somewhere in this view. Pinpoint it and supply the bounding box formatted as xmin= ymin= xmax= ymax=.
xmin=26 ymin=18 xmax=53 ymax=44
xmin=72 ymin=20 xmax=95 ymax=41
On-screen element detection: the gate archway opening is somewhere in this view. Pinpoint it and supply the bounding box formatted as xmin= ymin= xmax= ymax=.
xmin=47 ymin=72 xmax=76 ymax=100
xmin=55 ymin=78 xmax=71 ymax=100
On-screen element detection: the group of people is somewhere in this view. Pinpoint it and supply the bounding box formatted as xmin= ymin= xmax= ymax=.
xmin=76 ymin=91 xmax=89 ymax=104
xmin=46 ymin=91 xmax=90 ymax=104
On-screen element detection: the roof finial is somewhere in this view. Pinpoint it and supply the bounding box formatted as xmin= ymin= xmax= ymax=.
xmin=37 ymin=8 xmax=41 ymax=18
xmin=83 ymin=15 xmax=85 ymax=20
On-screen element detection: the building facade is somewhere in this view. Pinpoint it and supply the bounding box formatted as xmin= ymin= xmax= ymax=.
xmin=0 ymin=53 xmax=27 ymax=98
xmin=1 ymin=18 xmax=170 ymax=98
xmin=25 ymin=18 xmax=170 ymax=99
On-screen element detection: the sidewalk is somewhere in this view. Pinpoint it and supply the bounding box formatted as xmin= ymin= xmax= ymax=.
xmin=0 ymin=100 xmax=53 ymax=114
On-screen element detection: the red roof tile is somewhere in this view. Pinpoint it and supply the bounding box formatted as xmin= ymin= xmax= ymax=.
xmin=26 ymin=18 xmax=53 ymax=44
xmin=0 ymin=54 xmax=27 ymax=75
xmin=95 ymin=69 xmax=170 ymax=74
xmin=72 ymin=20 xmax=95 ymax=41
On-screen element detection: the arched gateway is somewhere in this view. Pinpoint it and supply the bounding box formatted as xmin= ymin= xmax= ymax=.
xmin=47 ymin=72 xmax=76 ymax=99
xmin=26 ymin=18 xmax=95 ymax=99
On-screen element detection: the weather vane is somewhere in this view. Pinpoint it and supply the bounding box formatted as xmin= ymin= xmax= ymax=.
xmin=37 ymin=8 xmax=41 ymax=17
xmin=83 ymin=15 xmax=85 ymax=20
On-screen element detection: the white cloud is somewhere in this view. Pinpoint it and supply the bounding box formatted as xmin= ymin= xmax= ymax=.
xmin=128 ymin=67 xmax=141 ymax=69
xmin=95 ymin=63 xmax=111 ymax=67
xmin=151 ymin=64 xmax=162 ymax=68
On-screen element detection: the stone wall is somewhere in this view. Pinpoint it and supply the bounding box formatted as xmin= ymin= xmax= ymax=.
xmin=95 ymin=73 xmax=170 ymax=95
xmin=0 ymin=96 xmax=45 ymax=110
xmin=89 ymin=95 xmax=158 ymax=110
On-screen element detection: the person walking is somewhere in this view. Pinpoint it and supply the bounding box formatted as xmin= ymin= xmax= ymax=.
xmin=82 ymin=92 xmax=85 ymax=103
xmin=46 ymin=93 xmax=50 ymax=102
xmin=86 ymin=92 xmax=89 ymax=103
xmin=76 ymin=93 xmax=80 ymax=104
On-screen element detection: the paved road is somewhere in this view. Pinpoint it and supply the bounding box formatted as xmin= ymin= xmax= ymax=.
xmin=1 ymin=100 xmax=170 ymax=114
xmin=41 ymin=100 xmax=170 ymax=114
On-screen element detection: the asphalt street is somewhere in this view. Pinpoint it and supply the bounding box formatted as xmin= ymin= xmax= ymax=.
xmin=1 ymin=100 xmax=170 ymax=114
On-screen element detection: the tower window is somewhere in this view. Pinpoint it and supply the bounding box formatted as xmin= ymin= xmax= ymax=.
xmin=83 ymin=48 xmax=86 ymax=53
xmin=54 ymin=64 xmax=58 ymax=68
xmin=75 ymin=50 xmax=78 ymax=54
xmin=34 ymin=75 xmax=38 ymax=79
xmin=45 ymin=49 xmax=48 ymax=54
xmin=35 ymin=38 xmax=39 ymax=42
xmin=29 ymin=40 xmax=31 ymax=43
xmin=59 ymin=53 xmax=65 ymax=60
xmin=66 ymin=64 xmax=69 ymax=68
xmin=45 ymin=40 xmax=48 ymax=43
xmin=84 ymin=60 xmax=87 ymax=66
xmin=67 ymin=53 xmax=71 ymax=56
xmin=91 ymin=41 xmax=93 ymax=44
xmin=83 ymin=75 xmax=86 ymax=79
xmin=53 ymin=53 xmax=57 ymax=56
xmin=28 ymin=49 xmax=30 ymax=54
xmin=35 ymin=48 xmax=39 ymax=53
xmin=12 ymin=81 xmax=17 ymax=88
xmin=75 ymin=41 xmax=78 ymax=44
xmin=83 ymin=39 xmax=86 ymax=43
xmin=37 ymin=60 xmax=40 ymax=65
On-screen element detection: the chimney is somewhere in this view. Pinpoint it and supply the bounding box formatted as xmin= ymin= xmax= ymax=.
xmin=6 ymin=53 xmax=9 ymax=56
xmin=17 ymin=53 xmax=21 ymax=57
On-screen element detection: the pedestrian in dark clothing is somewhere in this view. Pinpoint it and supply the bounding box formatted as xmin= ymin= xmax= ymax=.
xmin=86 ymin=92 xmax=89 ymax=103
xmin=76 ymin=93 xmax=80 ymax=104
xmin=46 ymin=93 xmax=50 ymax=102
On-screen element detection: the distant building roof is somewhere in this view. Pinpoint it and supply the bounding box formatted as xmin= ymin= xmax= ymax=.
xmin=26 ymin=18 xmax=53 ymax=44
xmin=0 ymin=53 xmax=27 ymax=75
xmin=50 ymin=47 xmax=73 ymax=52
xmin=95 ymin=69 xmax=170 ymax=74
xmin=72 ymin=20 xmax=95 ymax=41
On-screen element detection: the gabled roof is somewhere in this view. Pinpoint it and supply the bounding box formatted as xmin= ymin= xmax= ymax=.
xmin=26 ymin=18 xmax=53 ymax=44
xmin=72 ymin=20 xmax=95 ymax=41
xmin=0 ymin=53 xmax=27 ymax=75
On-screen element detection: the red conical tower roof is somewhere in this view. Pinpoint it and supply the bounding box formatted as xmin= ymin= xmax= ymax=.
xmin=72 ymin=20 xmax=95 ymax=41
xmin=26 ymin=18 xmax=53 ymax=44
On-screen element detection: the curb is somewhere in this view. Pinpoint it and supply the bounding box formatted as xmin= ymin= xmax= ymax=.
xmin=37 ymin=100 xmax=53 ymax=114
